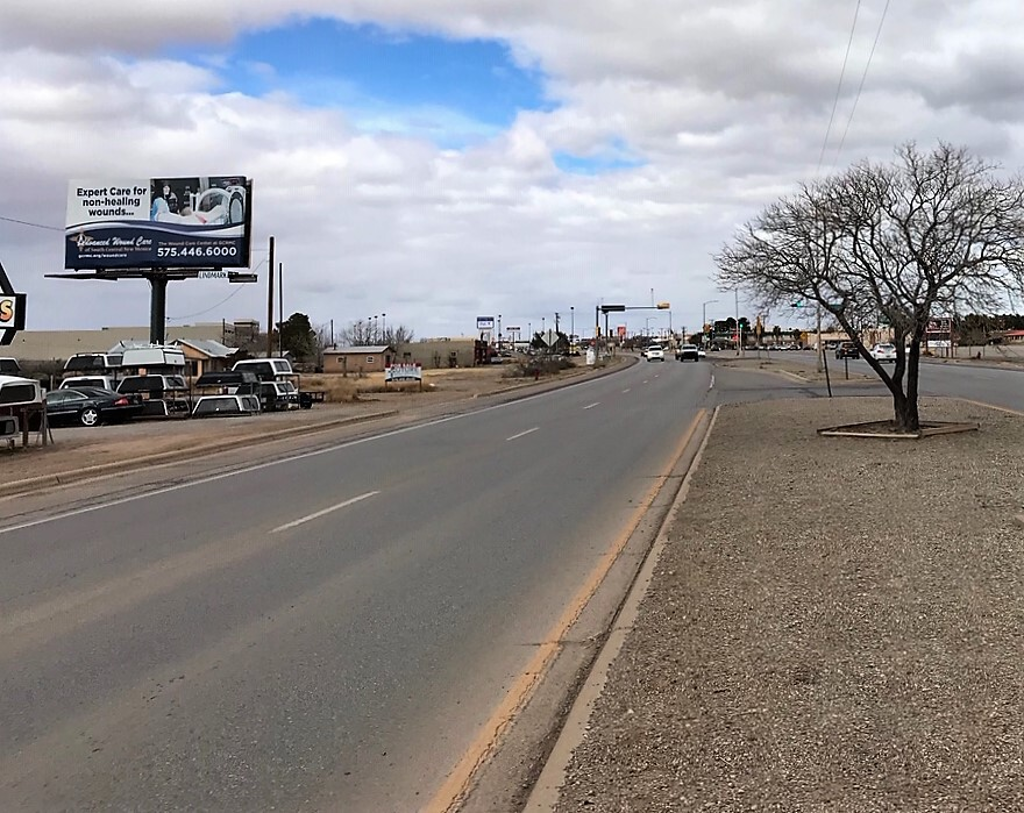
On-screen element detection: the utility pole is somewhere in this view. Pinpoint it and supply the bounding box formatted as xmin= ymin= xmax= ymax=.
xmin=278 ymin=262 xmax=283 ymax=356
xmin=266 ymin=235 xmax=275 ymax=359
xmin=570 ymin=306 xmax=575 ymax=345
xmin=735 ymin=289 xmax=742 ymax=357
xmin=816 ymin=304 xmax=824 ymax=373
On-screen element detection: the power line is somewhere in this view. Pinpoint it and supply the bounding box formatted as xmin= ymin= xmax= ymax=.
xmin=0 ymin=214 xmax=62 ymax=231
xmin=817 ymin=0 xmax=863 ymax=174
xmin=166 ymin=256 xmax=268 ymax=321
xmin=832 ymin=0 xmax=893 ymax=169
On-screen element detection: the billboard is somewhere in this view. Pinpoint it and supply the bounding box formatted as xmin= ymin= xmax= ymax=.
xmin=65 ymin=176 xmax=251 ymax=270
xmin=476 ymin=316 xmax=495 ymax=331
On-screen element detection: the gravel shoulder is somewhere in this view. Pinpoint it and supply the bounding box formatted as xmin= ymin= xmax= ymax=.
xmin=554 ymin=395 xmax=1024 ymax=812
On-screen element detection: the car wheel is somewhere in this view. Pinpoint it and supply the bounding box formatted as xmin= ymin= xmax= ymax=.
xmin=79 ymin=407 xmax=100 ymax=427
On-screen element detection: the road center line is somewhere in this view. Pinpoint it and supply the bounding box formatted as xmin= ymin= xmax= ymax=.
xmin=271 ymin=491 xmax=379 ymax=534
xmin=709 ymin=374 xmax=715 ymax=390
xmin=583 ymin=402 xmax=600 ymax=410
xmin=622 ymin=388 xmax=631 ymax=393
xmin=506 ymin=427 xmax=539 ymax=442
xmin=0 ymin=365 xmax=622 ymax=536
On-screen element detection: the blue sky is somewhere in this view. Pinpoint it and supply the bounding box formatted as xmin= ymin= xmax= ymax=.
xmin=173 ymin=18 xmax=554 ymax=147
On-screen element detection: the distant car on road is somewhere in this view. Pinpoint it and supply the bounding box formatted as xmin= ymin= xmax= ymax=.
xmin=42 ymin=387 xmax=142 ymax=427
xmin=870 ymin=342 xmax=897 ymax=362
xmin=835 ymin=341 xmax=859 ymax=359
xmin=645 ymin=344 xmax=665 ymax=362
xmin=676 ymin=344 xmax=700 ymax=362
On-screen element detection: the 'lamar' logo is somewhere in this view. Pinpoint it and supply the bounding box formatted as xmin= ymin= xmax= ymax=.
xmin=0 ymin=297 xmax=15 ymax=325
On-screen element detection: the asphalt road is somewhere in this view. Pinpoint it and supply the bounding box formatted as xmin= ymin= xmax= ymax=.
xmin=822 ymin=352 xmax=1024 ymax=412
xmin=0 ymin=358 xmax=712 ymax=812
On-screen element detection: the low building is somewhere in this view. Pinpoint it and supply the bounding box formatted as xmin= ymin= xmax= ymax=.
xmin=323 ymin=345 xmax=396 ymax=375
xmin=4 ymin=320 xmax=259 ymax=370
xmin=172 ymin=339 xmax=240 ymax=378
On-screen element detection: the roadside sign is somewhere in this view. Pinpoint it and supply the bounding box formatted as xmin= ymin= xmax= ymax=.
xmin=384 ymin=362 xmax=423 ymax=382
xmin=476 ymin=316 xmax=495 ymax=331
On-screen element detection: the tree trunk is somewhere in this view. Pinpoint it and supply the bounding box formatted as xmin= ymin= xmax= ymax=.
xmin=894 ymin=339 xmax=923 ymax=433
xmin=891 ymin=388 xmax=920 ymax=433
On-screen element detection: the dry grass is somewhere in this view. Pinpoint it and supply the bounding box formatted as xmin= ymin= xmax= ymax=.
xmin=298 ymin=375 xmax=361 ymax=403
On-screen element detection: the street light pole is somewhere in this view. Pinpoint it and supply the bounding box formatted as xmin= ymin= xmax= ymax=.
xmin=570 ymin=306 xmax=575 ymax=345
xmin=702 ymin=299 xmax=718 ymax=347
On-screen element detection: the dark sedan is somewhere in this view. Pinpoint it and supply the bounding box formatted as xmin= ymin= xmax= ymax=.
xmin=41 ymin=387 xmax=144 ymax=427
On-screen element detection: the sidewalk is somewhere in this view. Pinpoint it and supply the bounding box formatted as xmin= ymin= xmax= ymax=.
xmin=550 ymin=395 xmax=1024 ymax=811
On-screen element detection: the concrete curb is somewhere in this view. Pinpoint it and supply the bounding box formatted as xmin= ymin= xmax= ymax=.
xmin=0 ymin=410 xmax=398 ymax=498
xmin=522 ymin=406 xmax=721 ymax=811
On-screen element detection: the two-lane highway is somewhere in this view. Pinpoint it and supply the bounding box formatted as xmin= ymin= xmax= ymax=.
xmin=0 ymin=358 xmax=711 ymax=812
xmin=821 ymin=353 xmax=1024 ymax=412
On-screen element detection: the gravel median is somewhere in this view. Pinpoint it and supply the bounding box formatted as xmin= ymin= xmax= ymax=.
xmin=554 ymin=396 xmax=1024 ymax=812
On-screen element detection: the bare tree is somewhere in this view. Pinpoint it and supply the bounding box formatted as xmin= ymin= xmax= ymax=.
xmin=337 ymin=320 xmax=415 ymax=350
xmin=381 ymin=324 xmax=414 ymax=350
xmin=716 ymin=142 xmax=1024 ymax=432
xmin=339 ymin=319 xmax=375 ymax=346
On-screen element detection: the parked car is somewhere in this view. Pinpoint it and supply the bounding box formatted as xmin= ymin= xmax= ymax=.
xmin=258 ymin=381 xmax=300 ymax=411
xmin=62 ymin=352 xmax=122 ymax=377
xmin=870 ymin=342 xmax=898 ymax=363
xmin=645 ymin=344 xmax=665 ymax=362
xmin=41 ymin=387 xmax=142 ymax=427
xmin=676 ymin=344 xmax=700 ymax=362
xmin=0 ymin=357 xmax=22 ymax=375
xmin=232 ymin=358 xmax=294 ymax=381
xmin=60 ymin=375 xmax=119 ymax=391
xmin=193 ymin=370 xmax=261 ymax=395
xmin=835 ymin=341 xmax=859 ymax=359
xmin=0 ymin=374 xmax=42 ymax=407
xmin=192 ymin=394 xmax=261 ymax=418
xmin=116 ymin=375 xmax=191 ymax=417
xmin=119 ymin=345 xmax=186 ymax=373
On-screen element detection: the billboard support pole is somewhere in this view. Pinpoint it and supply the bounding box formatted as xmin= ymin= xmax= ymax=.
xmin=149 ymin=274 xmax=168 ymax=344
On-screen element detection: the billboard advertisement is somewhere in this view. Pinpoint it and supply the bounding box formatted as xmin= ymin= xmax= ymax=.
xmin=65 ymin=176 xmax=251 ymax=270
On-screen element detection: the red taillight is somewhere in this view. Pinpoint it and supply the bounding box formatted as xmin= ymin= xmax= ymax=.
xmin=114 ymin=397 xmax=129 ymax=406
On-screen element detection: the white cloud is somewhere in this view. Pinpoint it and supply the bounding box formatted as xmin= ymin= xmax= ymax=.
xmin=3 ymin=1 xmax=1024 ymax=340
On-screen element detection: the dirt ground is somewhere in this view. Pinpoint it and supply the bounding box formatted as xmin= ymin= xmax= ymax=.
xmin=555 ymin=396 xmax=1024 ymax=812
xmin=2 ymin=360 xmax=603 ymax=484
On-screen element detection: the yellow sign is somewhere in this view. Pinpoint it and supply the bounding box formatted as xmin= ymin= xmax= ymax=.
xmin=656 ymin=302 xmax=671 ymax=310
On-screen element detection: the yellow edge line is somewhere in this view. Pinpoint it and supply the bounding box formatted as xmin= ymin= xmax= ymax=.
xmin=955 ymin=397 xmax=1024 ymax=417
xmin=423 ymin=408 xmax=708 ymax=813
